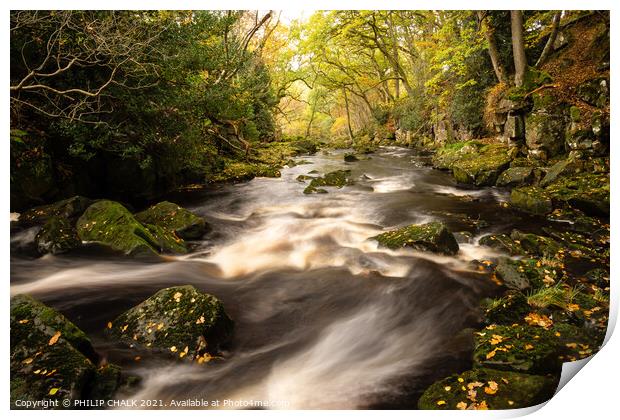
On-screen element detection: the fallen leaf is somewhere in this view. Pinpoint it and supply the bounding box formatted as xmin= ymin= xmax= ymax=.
xmin=18 ymin=319 xmax=29 ymax=324
xmin=524 ymin=344 xmax=534 ymax=350
xmin=444 ymin=386 xmax=451 ymax=391
xmin=48 ymin=331 xmax=61 ymax=346
xmin=436 ymin=400 xmax=446 ymax=406
xmin=456 ymin=401 xmax=467 ymax=410
xmin=49 ymin=388 xmax=59 ymax=396
xmin=489 ymin=334 xmax=504 ymax=345
xmin=107 ymin=322 xmax=112 ymax=329
xmin=22 ymin=357 xmax=34 ymax=365
xmin=486 ymin=349 xmax=497 ymax=359
xmin=170 ymin=346 xmax=177 ymax=352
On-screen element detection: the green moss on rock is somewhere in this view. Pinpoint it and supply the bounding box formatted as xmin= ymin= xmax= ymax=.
xmin=76 ymin=200 xmax=161 ymax=256
xmin=109 ymin=285 xmax=234 ymax=362
xmin=372 ymin=222 xmax=459 ymax=255
xmin=303 ymin=170 xmax=352 ymax=194
xmin=496 ymin=167 xmax=535 ymax=187
xmin=135 ymin=201 xmax=207 ymax=240
xmin=479 ymin=234 xmax=525 ymax=255
xmin=418 ymin=368 xmax=558 ymax=410
xmin=473 ymin=324 xmax=562 ymax=374
xmin=19 ymin=196 xmax=94 ymax=227
xmin=510 ymin=186 xmax=553 ymax=215
xmin=10 ymin=294 xmax=120 ymax=408
xmin=483 ymin=292 xmax=531 ymax=325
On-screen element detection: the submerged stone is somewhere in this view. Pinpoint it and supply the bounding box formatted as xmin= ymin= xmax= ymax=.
xmin=344 ymin=153 xmax=359 ymax=162
xmin=34 ymin=216 xmax=81 ymax=255
xmin=135 ymin=201 xmax=208 ymax=240
xmin=10 ymin=294 xmax=119 ymax=408
xmin=418 ymin=368 xmax=558 ymax=410
xmin=109 ymin=285 xmax=234 ymax=362
xmin=372 ymin=222 xmax=459 ymax=255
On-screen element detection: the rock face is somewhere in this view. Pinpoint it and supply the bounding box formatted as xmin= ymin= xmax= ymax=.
xmin=34 ymin=216 xmax=81 ymax=255
xmin=525 ymin=110 xmax=566 ymax=159
xmin=303 ymin=170 xmax=352 ymax=194
xmin=417 ymin=368 xmax=558 ymax=410
xmin=19 ymin=196 xmax=94 ymax=227
xmin=10 ymin=295 xmax=120 ymax=407
xmin=135 ymin=201 xmax=208 ymax=240
xmin=109 ymin=286 xmax=234 ymax=363
xmin=373 ymin=222 xmax=459 ymax=255
xmin=77 ymin=200 xmax=185 ymax=256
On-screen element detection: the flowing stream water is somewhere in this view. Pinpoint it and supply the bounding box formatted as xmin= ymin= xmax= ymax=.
xmin=11 ymin=147 xmax=548 ymax=409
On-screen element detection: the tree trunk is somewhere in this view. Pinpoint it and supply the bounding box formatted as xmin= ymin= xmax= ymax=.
xmin=478 ymin=11 xmax=508 ymax=84
xmin=511 ymin=10 xmax=528 ymax=87
xmin=305 ymin=99 xmax=317 ymax=138
xmin=535 ymin=11 xmax=562 ymax=68
xmin=343 ymin=88 xmax=354 ymax=141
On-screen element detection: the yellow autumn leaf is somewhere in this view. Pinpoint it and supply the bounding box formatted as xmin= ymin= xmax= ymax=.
xmin=436 ymin=400 xmax=446 ymax=406
xmin=107 ymin=322 xmax=112 ymax=329
xmin=567 ymin=303 xmax=580 ymax=312
xmin=477 ymin=401 xmax=489 ymax=410
xmin=456 ymin=401 xmax=467 ymax=410
xmin=524 ymin=344 xmax=534 ymax=350
xmin=489 ymin=334 xmax=504 ymax=345
xmin=444 ymin=386 xmax=451 ymax=391
xmin=173 ymin=292 xmax=183 ymax=302
xmin=121 ymin=324 xmax=128 ymax=332
xmin=22 ymin=357 xmax=34 ymax=365
xmin=48 ymin=331 xmax=61 ymax=346
xmin=18 ymin=319 xmax=29 ymax=324
xmin=170 ymin=346 xmax=177 ymax=352
xmin=524 ymin=312 xmax=553 ymax=329
xmin=467 ymin=381 xmax=484 ymax=390
xmin=486 ymin=349 xmax=497 ymax=360
xmin=49 ymin=388 xmax=59 ymax=396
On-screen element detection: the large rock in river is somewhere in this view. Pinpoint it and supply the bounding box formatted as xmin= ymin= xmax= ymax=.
xmin=134 ymin=201 xmax=208 ymax=240
xmin=34 ymin=216 xmax=81 ymax=255
xmin=510 ymin=186 xmax=553 ymax=215
xmin=77 ymin=200 xmax=186 ymax=256
xmin=109 ymin=285 xmax=234 ymax=363
xmin=372 ymin=222 xmax=459 ymax=255
xmin=19 ymin=196 xmax=94 ymax=227
xmin=418 ymin=367 xmax=558 ymax=410
xmin=10 ymin=295 xmax=121 ymax=407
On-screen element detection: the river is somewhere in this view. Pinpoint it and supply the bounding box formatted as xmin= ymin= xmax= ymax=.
xmin=10 ymin=146 xmax=546 ymax=409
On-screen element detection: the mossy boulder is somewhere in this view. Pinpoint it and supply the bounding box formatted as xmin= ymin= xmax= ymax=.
xmin=290 ymin=139 xmax=318 ymax=155
xmin=108 ymin=286 xmax=234 ymax=362
xmin=544 ymin=173 xmax=609 ymax=217
xmin=449 ymin=143 xmax=514 ymax=186
xmin=372 ymin=222 xmax=459 ymax=255
xmin=19 ymin=196 xmax=94 ymax=227
xmin=479 ymin=234 xmax=525 ymax=256
xmin=483 ymin=292 xmax=531 ymax=325
xmin=76 ymin=200 xmax=180 ymax=256
xmin=418 ymin=368 xmax=558 ymax=410
xmin=509 ymin=230 xmax=560 ymax=257
xmin=34 ymin=216 xmax=81 ymax=255
xmin=303 ymin=170 xmax=352 ymax=194
xmin=496 ymin=167 xmax=535 ymax=187
xmin=431 ymin=141 xmax=480 ymax=170
xmin=473 ymin=324 xmax=562 ymax=374
xmin=540 ymin=160 xmax=575 ymax=187
xmin=135 ymin=201 xmax=208 ymax=240
xmin=10 ymin=294 xmax=120 ymax=407
xmin=494 ymin=258 xmax=532 ymax=291
xmin=510 ymin=186 xmax=553 ymax=215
